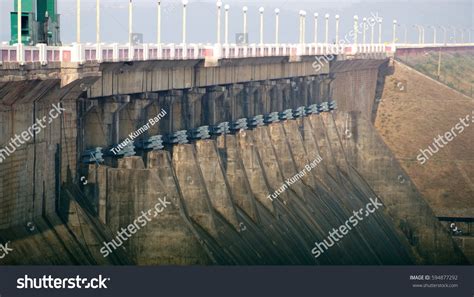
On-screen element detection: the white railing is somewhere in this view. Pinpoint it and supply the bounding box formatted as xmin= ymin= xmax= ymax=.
xmin=0 ymin=42 xmax=397 ymax=65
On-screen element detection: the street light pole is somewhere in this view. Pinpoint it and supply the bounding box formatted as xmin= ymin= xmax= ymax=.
xmin=363 ymin=17 xmax=367 ymax=44
xmin=354 ymin=15 xmax=358 ymax=45
xmin=216 ymin=1 xmax=222 ymax=45
xmin=224 ymin=5 xmax=230 ymax=45
xmin=378 ymin=18 xmax=382 ymax=44
xmin=77 ymin=0 xmax=81 ymax=43
xmin=243 ymin=6 xmax=248 ymax=42
xmin=371 ymin=19 xmax=374 ymax=44
xmin=325 ymin=13 xmax=329 ymax=44
xmin=275 ymin=8 xmax=280 ymax=45
xmin=96 ymin=0 xmax=101 ymax=61
xmin=259 ymin=7 xmax=265 ymax=45
xmin=302 ymin=11 xmax=306 ymax=44
xmin=392 ymin=20 xmax=397 ymax=44
xmin=157 ymin=1 xmax=161 ymax=44
xmin=299 ymin=10 xmax=304 ymax=45
xmin=128 ymin=0 xmax=133 ymax=45
xmin=182 ymin=0 xmax=188 ymax=44
xmin=421 ymin=26 xmax=425 ymax=44
xmin=314 ymin=13 xmax=318 ymax=43
xmin=335 ymin=15 xmax=340 ymax=44
xmin=96 ymin=0 xmax=100 ymax=45
xmin=17 ymin=0 xmax=23 ymax=63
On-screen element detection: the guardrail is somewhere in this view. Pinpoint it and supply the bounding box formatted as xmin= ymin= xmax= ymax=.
xmin=0 ymin=42 xmax=395 ymax=65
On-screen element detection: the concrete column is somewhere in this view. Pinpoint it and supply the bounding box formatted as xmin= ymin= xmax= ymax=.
xmin=203 ymin=86 xmax=226 ymax=124
xmin=227 ymin=84 xmax=245 ymax=119
xmin=170 ymin=90 xmax=186 ymax=132
xmin=243 ymin=83 xmax=259 ymax=118
xmin=276 ymin=79 xmax=292 ymax=110
xmin=185 ymin=88 xmax=206 ymax=129
xmin=260 ymin=81 xmax=276 ymax=115
xmin=271 ymin=81 xmax=285 ymax=112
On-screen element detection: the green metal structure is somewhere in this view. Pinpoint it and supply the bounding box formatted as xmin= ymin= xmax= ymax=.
xmin=10 ymin=0 xmax=61 ymax=45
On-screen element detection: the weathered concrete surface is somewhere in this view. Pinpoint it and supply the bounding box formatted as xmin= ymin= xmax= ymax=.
xmin=335 ymin=111 xmax=468 ymax=264
xmin=33 ymin=115 xmax=417 ymax=265
xmin=195 ymin=140 xmax=239 ymax=229
xmin=216 ymin=135 xmax=259 ymax=223
xmin=331 ymin=59 xmax=386 ymax=118
xmin=147 ymin=151 xmax=212 ymax=264
xmin=0 ymin=197 xmax=128 ymax=265
xmin=0 ymin=62 xmax=100 ymax=87
xmin=1 ymin=55 xmax=469 ymax=265
xmin=88 ymin=57 xmax=328 ymax=99
xmin=0 ymin=78 xmax=85 ymax=229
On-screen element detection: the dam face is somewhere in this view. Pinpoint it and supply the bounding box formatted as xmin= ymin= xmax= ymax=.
xmin=0 ymin=55 xmax=469 ymax=265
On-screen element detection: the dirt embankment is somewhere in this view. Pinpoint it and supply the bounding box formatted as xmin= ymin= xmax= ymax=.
xmin=375 ymin=60 xmax=474 ymax=218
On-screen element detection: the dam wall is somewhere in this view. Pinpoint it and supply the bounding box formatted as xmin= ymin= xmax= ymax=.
xmin=0 ymin=55 xmax=469 ymax=264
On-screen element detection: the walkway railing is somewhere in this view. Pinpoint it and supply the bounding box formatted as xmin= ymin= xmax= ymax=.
xmin=0 ymin=42 xmax=400 ymax=65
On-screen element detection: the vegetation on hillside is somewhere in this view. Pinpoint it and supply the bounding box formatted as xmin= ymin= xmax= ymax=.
xmin=396 ymin=51 xmax=474 ymax=97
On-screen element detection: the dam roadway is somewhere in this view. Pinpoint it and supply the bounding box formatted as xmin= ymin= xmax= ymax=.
xmin=0 ymin=43 xmax=472 ymax=264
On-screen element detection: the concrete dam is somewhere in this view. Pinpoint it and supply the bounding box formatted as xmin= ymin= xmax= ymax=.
xmin=0 ymin=50 xmax=470 ymax=265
